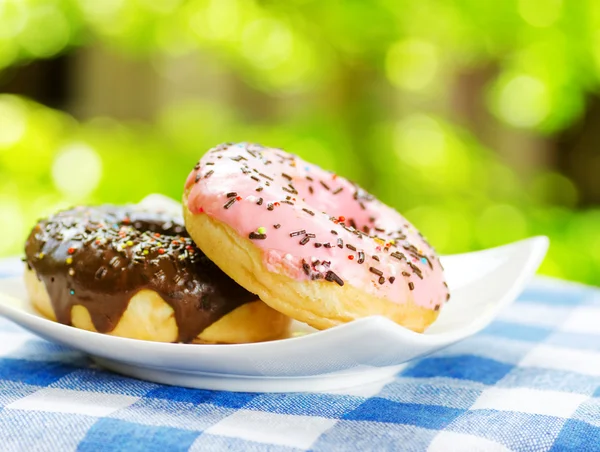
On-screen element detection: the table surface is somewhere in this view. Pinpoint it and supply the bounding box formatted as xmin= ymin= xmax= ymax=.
xmin=0 ymin=258 xmax=599 ymax=452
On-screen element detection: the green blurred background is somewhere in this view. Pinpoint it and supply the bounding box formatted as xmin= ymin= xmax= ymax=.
xmin=1 ymin=0 xmax=599 ymax=284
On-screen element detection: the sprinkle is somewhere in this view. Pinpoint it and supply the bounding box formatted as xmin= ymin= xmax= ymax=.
xmin=195 ymin=173 xmax=202 ymax=183
xmin=357 ymin=251 xmax=365 ymax=264
xmin=274 ymin=224 xmax=281 ymax=229
xmin=65 ymin=257 xmax=73 ymax=265
xmin=306 ymin=175 xmax=314 ymax=181
xmin=333 ymin=187 xmax=343 ymax=195
xmin=325 ymin=270 xmax=344 ymax=286
xmin=337 ymin=238 xmax=343 ymax=248
xmin=390 ymin=252 xmax=406 ymax=261
xmin=257 ymin=226 xmax=266 ymax=234
xmin=290 ymin=230 xmax=306 ymax=237
xmin=402 ymin=271 xmax=410 ymax=277
xmin=257 ymin=197 xmax=263 ymax=205
xmin=258 ymin=172 xmax=274 ymax=181
xmin=348 ymin=255 xmax=354 ymax=260
xmin=226 ymin=192 xmax=238 ymax=198
xmin=143 ymin=250 xmax=149 ymax=255
xmin=346 ymin=244 xmax=356 ymax=251
xmin=446 ymin=293 xmax=451 ymax=301
xmin=282 ymin=186 xmax=297 ymax=194
xmin=204 ymin=170 xmax=214 ymax=178
xmin=302 ymin=259 xmax=311 ymax=275
xmin=378 ymin=276 xmax=385 ymax=285
xmin=314 ymin=243 xmax=322 ymax=248
xmin=409 ymin=282 xmax=415 ymax=290
xmin=372 ymin=255 xmax=380 ymax=262
xmin=224 ymin=198 xmax=237 ymax=209
xmin=281 ymin=200 xmax=294 ymax=205
xmin=389 ymin=276 xmax=396 ymax=284
xmin=37 ymin=252 xmax=45 ymax=260
xmin=434 ymin=304 xmax=440 ymax=311
xmin=68 ymin=268 xmax=75 ymax=276
xmin=320 ymin=181 xmax=330 ymax=190
xmin=308 ymin=186 xmax=314 ymax=194
xmin=282 ymin=173 xmax=292 ymax=180
xmin=249 ymin=232 xmax=267 ymax=240
xmin=95 ymin=267 xmax=107 ymax=279
xmin=67 ymin=247 xmax=76 ymax=254
xmin=302 ymin=208 xmax=315 ymax=216
xmin=158 ymin=248 xmax=165 ymax=254
xmin=338 ymin=216 xmax=346 ymax=223
xmin=126 ymin=240 xmax=134 ymax=247
xmin=369 ymin=267 xmax=383 ymax=276
xmin=359 ymin=202 xmax=366 ymax=210
xmin=285 ymin=254 xmax=293 ymax=261
xmin=267 ymin=203 xmax=274 ymax=210
xmin=256 ymin=186 xmax=264 ymax=192
xmin=330 ymin=230 xmax=338 ymax=235
xmin=299 ymin=236 xmax=310 ymax=245
xmin=70 ymin=290 xmax=75 ymax=295
xmin=324 ymin=243 xmax=332 ymax=248
xmin=306 ymin=233 xmax=316 ymax=238
xmin=205 ymin=162 xmax=214 ymax=165
xmin=251 ymin=176 xmax=260 ymax=182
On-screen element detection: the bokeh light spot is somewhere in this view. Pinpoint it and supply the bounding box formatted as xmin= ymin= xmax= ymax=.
xmin=241 ymin=18 xmax=293 ymax=70
xmin=476 ymin=204 xmax=528 ymax=248
xmin=0 ymin=96 xmax=27 ymax=148
xmin=518 ymin=0 xmax=562 ymax=28
xmin=52 ymin=143 xmax=103 ymax=201
xmin=0 ymin=0 xmax=27 ymax=39
xmin=385 ymin=39 xmax=438 ymax=91
xmin=19 ymin=6 xmax=70 ymax=58
xmin=0 ymin=195 xmax=24 ymax=254
xmin=394 ymin=115 xmax=446 ymax=167
xmin=493 ymin=74 xmax=550 ymax=128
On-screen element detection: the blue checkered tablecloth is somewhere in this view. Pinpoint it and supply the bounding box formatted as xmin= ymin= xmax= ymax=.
xmin=0 ymin=258 xmax=599 ymax=452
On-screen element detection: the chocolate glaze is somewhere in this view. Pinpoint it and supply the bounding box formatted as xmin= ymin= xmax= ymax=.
xmin=24 ymin=205 xmax=257 ymax=343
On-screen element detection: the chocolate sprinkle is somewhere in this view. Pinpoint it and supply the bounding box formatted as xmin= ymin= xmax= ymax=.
xmin=226 ymin=192 xmax=237 ymax=198
xmin=274 ymin=224 xmax=281 ymax=229
xmin=378 ymin=276 xmax=385 ymax=285
xmin=223 ymin=198 xmax=237 ymax=209
xmin=302 ymin=259 xmax=310 ymax=275
xmin=289 ymin=230 xmax=306 ymax=237
xmin=409 ymin=282 xmax=415 ymax=290
xmin=257 ymin=198 xmax=263 ymax=205
xmin=325 ymin=270 xmax=344 ymax=286
xmin=346 ymin=244 xmax=356 ymax=251
xmin=204 ymin=170 xmax=214 ymax=179
xmin=332 ymin=187 xmax=343 ymax=195
xmin=308 ymin=186 xmax=314 ymax=194
xmin=302 ymin=208 xmax=315 ymax=216
xmin=249 ymin=232 xmax=267 ymax=240
xmin=320 ymin=181 xmax=330 ymax=190
xmin=369 ymin=267 xmax=383 ymax=276
xmin=299 ymin=236 xmax=310 ymax=245
xmin=389 ymin=276 xmax=396 ymax=284
xmin=357 ymin=251 xmax=365 ymax=264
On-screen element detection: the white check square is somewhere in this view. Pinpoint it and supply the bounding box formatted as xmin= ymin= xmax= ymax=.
xmin=6 ymin=388 xmax=139 ymax=417
xmin=205 ymin=409 xmax=336 ymax=449
xmin=0 ymin=333 xmax=29 ymax=357
xmin=561 ymin=306 xmax=600 ymax=335
xmin=428 ymin=431 xmax=511 ymax=452
xmin=471 ymin=387 xmax=587 ymax=418
xmin=520 ymin=345 xmax=600 ymax=377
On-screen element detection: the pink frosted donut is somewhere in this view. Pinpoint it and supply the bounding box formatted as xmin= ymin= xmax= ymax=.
xmin=183 ymin=142 xmax=450 ymax=332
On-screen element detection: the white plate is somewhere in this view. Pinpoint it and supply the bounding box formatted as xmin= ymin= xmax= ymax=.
xmin=0 ymin=236 xmax=548 ymax=393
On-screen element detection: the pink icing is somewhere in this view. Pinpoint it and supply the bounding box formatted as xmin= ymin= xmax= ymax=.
xmin=185 ymin=143 xmax=449 ymax=311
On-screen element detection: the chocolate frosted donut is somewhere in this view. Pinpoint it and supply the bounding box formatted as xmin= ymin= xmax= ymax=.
xmin=24 ymin=205 xmax=289 ymax=343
